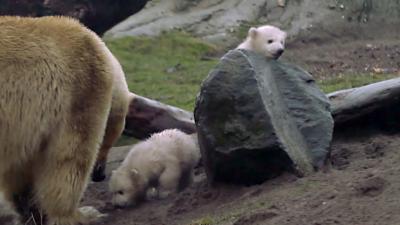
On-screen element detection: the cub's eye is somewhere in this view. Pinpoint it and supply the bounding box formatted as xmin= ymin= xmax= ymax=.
xmin=267 ymin=40 xmax=273 ymax=44
xmin=117 ymin=191 xmax=124 ymax=195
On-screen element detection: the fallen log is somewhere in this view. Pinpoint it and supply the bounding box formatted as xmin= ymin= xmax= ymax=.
xmin=124 ymin=93 xmax=196 ymax=139
xmin=328 ymin=77 xmax=400 ymax=124
xmin=124 ymin=77 xmax=400 ymax=139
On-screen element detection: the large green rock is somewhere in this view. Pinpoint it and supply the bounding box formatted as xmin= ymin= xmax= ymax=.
xmin=194 ymin=49 xmax=333 ymax=185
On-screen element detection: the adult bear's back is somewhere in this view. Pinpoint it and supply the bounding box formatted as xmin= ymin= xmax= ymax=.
xmin=0 ymin=16 xmax=114 ymax=172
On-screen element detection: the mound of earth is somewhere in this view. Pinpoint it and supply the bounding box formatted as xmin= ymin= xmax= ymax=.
xmin=81 ymin=121 xmax=400 ymax=225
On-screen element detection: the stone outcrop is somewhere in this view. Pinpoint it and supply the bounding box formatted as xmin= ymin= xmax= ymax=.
xmin=104 ymin=0 xmax=400 ymax=47
xmin=194 ymin=49 xmax=333 ymax=185
xmin=0 ymin=0 xmax=148 ymax=34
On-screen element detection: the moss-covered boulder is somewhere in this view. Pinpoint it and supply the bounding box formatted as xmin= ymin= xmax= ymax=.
xmin=194 ymin=49 xmax=333 ymax=185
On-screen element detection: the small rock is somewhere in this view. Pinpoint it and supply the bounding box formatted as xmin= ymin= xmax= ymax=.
xmin=354 ymin=176 xmax=387 ymax=197
xmin=277 ymin=0 xmax=286 ymax=7
xmin=328 ymin=4 xmax=336 ymax=10
xmin=165 ymin=63 xmax=182 ymax=73
xmin=366 ymin=43 xmax=374 ymax=49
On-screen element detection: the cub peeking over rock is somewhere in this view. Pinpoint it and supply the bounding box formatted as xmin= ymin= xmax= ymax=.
xmin=109 ymin=129 xmax=200 ymax=208
xmin=237 ymin=25 xmax=287 ymax=59
xmin=0 ymin=16 xmax=130 ymax=225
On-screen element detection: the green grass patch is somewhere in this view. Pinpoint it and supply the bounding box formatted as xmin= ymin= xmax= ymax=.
xmin=318 ymin=73 xmax=399 ymax=93
xmin=105 ymin=32 xmax=399 ymax=146
xmin=189 ymin=216 xmax=216 ymax=225
xmin=114 ymin=134 xmax=138 ymax=147
xmin=106 ymin=31 xmax=219 ymax=111
xmin=106 ymin=31 xmax=399 ymax=112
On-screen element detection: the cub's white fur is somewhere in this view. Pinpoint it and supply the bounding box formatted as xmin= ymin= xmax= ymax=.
xmin=109 ymin=129 xmax=200 ymax=207
xmin=237 ymin=25 xmax=287 ymax=59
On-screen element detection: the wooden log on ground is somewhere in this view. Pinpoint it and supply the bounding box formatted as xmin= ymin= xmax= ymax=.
xmin=125 ymin=93 xmax=196 ymax=139
xmin=328 ymin=77 xmax=400 ymax=124
xmin=124 ymin=77 xmax=400 ymax=139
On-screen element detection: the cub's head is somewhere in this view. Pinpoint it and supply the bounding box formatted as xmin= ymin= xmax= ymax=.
xmin=245 ymin=25 xmax=287 ymax=59
xmin=109 ymin=168 xmax=146 ymax=208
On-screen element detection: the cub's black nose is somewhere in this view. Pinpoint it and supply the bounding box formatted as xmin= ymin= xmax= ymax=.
xmin=273 ymin=49 xmax=284 ymax=59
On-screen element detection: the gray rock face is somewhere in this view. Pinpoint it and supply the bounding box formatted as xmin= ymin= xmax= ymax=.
xmin=194 ymin=49 xmax=333 ymax=185
xmin=104 ymin=0 xmax=400 ymax=48
xmin=104 ymin=0 xmax=267 ymax=46
xmin=0 ymin=0 xmax=148 ymax=34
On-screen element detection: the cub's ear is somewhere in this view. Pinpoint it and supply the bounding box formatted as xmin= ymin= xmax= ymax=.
xmin=249 ymin=27 xmax=258 ymax=38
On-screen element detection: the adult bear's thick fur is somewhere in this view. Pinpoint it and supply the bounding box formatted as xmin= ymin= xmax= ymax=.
xmin=0 ymin=16 xmax=130 ymax=225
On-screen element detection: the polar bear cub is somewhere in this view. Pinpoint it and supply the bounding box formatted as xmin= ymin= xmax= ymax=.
xmin=109 ymin=129 xmax=200 ymax=207
xmin=237 ymin=25 xmax=287 ymax=59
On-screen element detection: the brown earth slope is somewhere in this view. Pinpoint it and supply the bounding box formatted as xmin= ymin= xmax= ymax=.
xmin=84 ymin=121 xmax=400 ymax=225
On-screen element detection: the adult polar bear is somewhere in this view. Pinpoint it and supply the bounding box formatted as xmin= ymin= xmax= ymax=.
xmin=0 ymin=16 xmax=130 ymax=224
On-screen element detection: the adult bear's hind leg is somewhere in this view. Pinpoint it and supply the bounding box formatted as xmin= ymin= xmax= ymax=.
xmin=92 ymin=114 xmax=126 ymax=182
xmin=33 ymin=125 xmax=107 ymax=225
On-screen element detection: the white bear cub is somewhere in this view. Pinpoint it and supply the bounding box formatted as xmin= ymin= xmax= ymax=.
xmin=237 ymin=25 xmax=287 ymax=59
xmin=109 ymin=129 xmax=200 ymax=207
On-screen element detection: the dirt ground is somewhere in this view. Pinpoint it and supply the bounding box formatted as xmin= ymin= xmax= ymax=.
xmin=283 ymin=27 xmax=400 ymax=78
xmin=84 ymin=123 xmax=400 ymax=225
xmin=80 ymin=34 xmax=400 ymax=225
xmin=286 ymin=39 xmax=400 ymax=78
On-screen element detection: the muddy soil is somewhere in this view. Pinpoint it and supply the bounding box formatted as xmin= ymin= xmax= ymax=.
xmin=283 ymin=26 xmax=400 ymax=78
xmin=84 ymin=124 xmax=400 ymax=225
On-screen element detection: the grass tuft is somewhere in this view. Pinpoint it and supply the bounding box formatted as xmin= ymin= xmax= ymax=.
xmin=318 ymin=73 xmax=399 ymax=93
xmin=190 ymin=216 xmax=216 ymax=225
xmin=106 ymin=31 xmax=219 ymax=111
